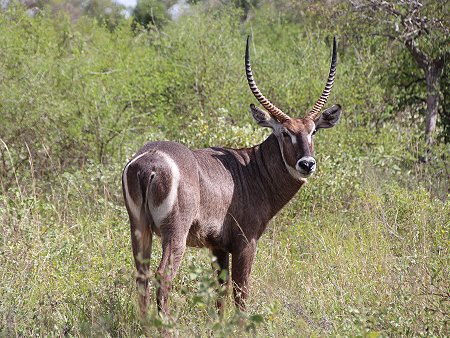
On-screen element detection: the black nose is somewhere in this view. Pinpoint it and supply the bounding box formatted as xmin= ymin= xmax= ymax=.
xmin=298 ymin=159 xmax=316 ymax=172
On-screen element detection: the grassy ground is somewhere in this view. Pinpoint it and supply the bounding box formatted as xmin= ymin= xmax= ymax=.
xmin=1 ymin=145 xmax=448 ymax=337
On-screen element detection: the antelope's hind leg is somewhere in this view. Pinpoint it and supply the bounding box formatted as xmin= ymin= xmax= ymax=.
xmin=155 ymin=224 xmax=188 ymax=316
xmin=123 ymin=153 xmax=155 ymax=317
xmin=130 ymin=214 xmax=153 ymax=317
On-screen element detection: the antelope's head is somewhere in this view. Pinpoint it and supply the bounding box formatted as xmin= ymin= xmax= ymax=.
xmin=246 ymin=36 xmax=342 ymax=180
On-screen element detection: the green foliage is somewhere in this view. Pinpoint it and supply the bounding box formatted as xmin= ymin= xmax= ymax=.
xmin=0 ymin=6 xmax=173 ymax=187
xmin=0 ymin=2 xmax=449 ymax=337
xmin=84 ymin=0 xmax=127 ymax=31
xmin=333 ymin=0 xmax=449 ymax=148
xmin=133 ymin=0 xmax=170 ymax=29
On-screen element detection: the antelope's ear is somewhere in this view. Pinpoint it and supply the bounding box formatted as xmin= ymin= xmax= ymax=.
xmin=315 ymin=104 xmax=341 ymax=130
xmin=250 ymin=104 xmax=282 ymax=129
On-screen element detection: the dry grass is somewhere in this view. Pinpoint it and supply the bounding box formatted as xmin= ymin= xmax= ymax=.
xmin=1 ymin=160 xmax=448 ymax=337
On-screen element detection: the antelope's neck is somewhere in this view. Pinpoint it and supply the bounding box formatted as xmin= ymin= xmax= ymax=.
xmin=240 ymin=133 xmax=305 ymax=219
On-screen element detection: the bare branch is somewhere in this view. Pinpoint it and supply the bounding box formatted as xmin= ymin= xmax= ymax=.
xmin=405 ymin=39 xmax=428 ymax=70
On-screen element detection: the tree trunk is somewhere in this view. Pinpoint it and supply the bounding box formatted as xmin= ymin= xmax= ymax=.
xmin=405 ymin=40 xmax=444 ymax=161
xmin=423 ymin=61 xmax=443 ymax=161
xmin=425 ymin=67 xmax=439 ymax=141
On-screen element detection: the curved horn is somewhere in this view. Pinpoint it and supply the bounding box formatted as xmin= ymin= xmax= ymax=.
xmin=245 ymin=36 xmax=291 ymax=123
xmin=307 ymin=37 xmax=337 ymax=121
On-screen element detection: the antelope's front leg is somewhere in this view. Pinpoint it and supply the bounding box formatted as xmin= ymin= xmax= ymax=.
xmin=211 ymin=248 xmax=230 ymax=314
xmin=231 ymin=239 xmax=257 ymax=311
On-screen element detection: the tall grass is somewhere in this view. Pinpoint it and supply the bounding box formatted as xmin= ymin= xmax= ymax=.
xmin=1 ymin=152 xmax=448 ymax=336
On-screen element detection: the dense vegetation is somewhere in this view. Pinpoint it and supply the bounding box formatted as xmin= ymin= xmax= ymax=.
xmin=1 ymin=1 xmax=448 ymax=336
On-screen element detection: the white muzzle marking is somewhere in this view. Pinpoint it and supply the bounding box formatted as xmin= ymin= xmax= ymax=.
xmin=295 ymin=156 xmax=316 ymax=177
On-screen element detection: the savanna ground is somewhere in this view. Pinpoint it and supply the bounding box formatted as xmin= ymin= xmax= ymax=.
xmin=1 ymin=1 xmax=449 ymax=337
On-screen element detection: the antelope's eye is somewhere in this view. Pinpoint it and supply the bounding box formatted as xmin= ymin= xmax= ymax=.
xmin=312 ymin=129 xmax=317 ymax=136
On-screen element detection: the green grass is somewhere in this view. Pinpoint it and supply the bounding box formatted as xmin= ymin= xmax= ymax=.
xmin=1 ymin=156 xmax=448 ymax=336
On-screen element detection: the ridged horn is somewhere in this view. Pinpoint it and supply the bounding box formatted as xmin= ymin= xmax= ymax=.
xmin=307 ymin=37 xmax=337 ymax=121
xmin=245 ymin=35 xmax=291 ymax=123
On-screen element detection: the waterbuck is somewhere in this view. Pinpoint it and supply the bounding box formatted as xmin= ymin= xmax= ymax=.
xmin=122 ymin=36 xmax=341 ymax=316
